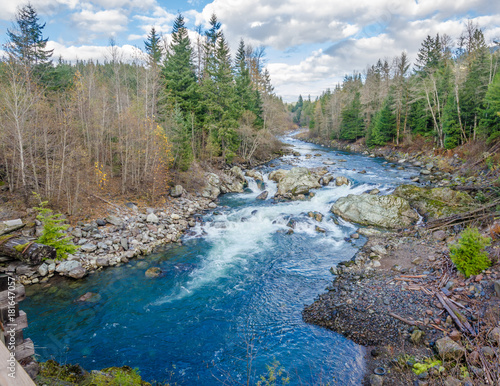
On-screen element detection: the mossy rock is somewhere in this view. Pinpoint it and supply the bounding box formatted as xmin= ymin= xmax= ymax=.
xmin=145 ymin=267 xmax=162 ymax=278
xmin=85 ymin=366 xmax=151 ymax=386
xmin=38 ymin=359 xmax=87 ymax=384
xmin=393 ymin=185 xmax=473 ymax=220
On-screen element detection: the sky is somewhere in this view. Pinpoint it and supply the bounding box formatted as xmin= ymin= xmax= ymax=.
xmin=0 ymin=0 xmax=499 ymax=102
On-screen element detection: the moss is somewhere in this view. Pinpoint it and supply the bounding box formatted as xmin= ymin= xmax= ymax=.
xmin=38 ymin=359 xmax=87 ymax=384
xmin=85 ymin=366 xmax=151 ymax=386
xmin=14 ymin=242 xmax=30 ymax=252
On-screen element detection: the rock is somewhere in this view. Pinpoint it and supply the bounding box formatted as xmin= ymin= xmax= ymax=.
xmin=276 ymin=167 xmax=321 ymax=196
xmin=256 ymin=191 xmax=268 ymax=200
xmin=487 ymin=327 xmax=500 ymax=345
xmin=335 ymin=176 xmax=349 ymax=186
xmin=71 ymin=228 xmax=83 ymax=238
xmin=125 ymin=202 xmax=138 ymax=210
xmin=17 ymin=265 xmax=36 ymax=276
xmin=323 ymin=161 xmax=335 ymax=165
xmin=350 ymin=233 xmax=359 ymax=239
xmin=96 ymin=219 xmax=106 ymax=226
xmin=106 ymin=215 xmax=123 ymax=227
xmin=201 ymin=173 xmax=221 ymax=199
xmin=38 ymin=263 xmax=49 ymax=276
xmin=120 ymin=237 xmax=128 ymax=250
xmin=420 ymin=169 xmax=431 ymax=175
xmin=81 ymin=243 xmax=97 ymax=253
xmin=171 ymin=213 xmax=181 ymax=220
xmin=315 ymin=226 xmax=326 ymax=233
xmin=369 ymin=374 xmax=384 ymax=386
xmin=411 ymin=329 xmax=425 ymax=344
xmin=0 ymin=219 xmax=24 ymax=236
xmin=170 ymin=185 xmax=184 ymax=198
xmin=68 ymin=266 xmax=87 ymax=279
xmin=432 ymin=230 xmax=447 ymax=241
xmin=269 ymin=169 xmax=288 ymax=182
xmin=357 ymin=227 xmax=383 ymax=237
xmin=322 ymin=175 xmax=334 ymax=185
xmin=369 ymin=189 xmax=380 ymax=195
xmin=77 ymin=292 xmax=101 ymax=302
xmin=393 ymin=185 xmax=473 ymax=220
xmin=48 ymin=263 xmax=56 ymax=273
xmin=56 ymin=260 xmax=82 ymax=275
xmin=331 ymin=194 xmax=419 ymax=229
xmin=435 ymin=336 xmax=465 ymax=361
xmin=449 ymin=330 xmax=462 ymax=342
xmin=371 ymin=245 xmax=387 ymax=256
xmin=245 ymin=170 xmax=264 ymax=181
xmin=96 ymin=257 xmax=109 ymax=267
xmin=146 ymin=213 xmax=159 ymax=224
xmin=443 ymin=377 xmax=462 ymax=386
xmin=145 ymin=267 xmax=162 ymax=278
xmin=480 ymin=346 xmax=495 ymax=359
xmin=494 ymin=280 xmax=500 ymax=297
xmin=468 ymin=351 xmax=480 ymax=365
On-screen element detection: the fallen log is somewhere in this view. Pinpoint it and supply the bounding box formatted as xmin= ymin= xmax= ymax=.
xmin=436 ymin=292 xmax=476 ymax=336
xmin=0 ymin=237 xmax=55 ymax=265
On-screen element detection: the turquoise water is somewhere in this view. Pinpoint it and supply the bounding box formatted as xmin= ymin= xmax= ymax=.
xmin=23 ymin=137 xmax=419 ymax=384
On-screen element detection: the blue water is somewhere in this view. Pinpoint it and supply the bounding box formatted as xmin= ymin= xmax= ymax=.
xmin=22 ymin=136 xmax=419 ymax=385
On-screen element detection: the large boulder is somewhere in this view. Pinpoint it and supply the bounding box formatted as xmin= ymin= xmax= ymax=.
xmin=245 ymin=169 xmax=263 ymax=181
xmin=393 ymin=185 xmax=473 ymax=220
xmin=0 ymin=219 xmax=24 ymax=236
xmin=331 ymin=193 xmax=419 ymax=229
xmin=170 ymin=185 xmax=184 ymax=198
xmin=276 ymin=167 xmax=321 ymax=197
xmin=269 ymin=169 xmax=288 ymax=182
xmin=201 ymin=173 xmax=221 ymax=199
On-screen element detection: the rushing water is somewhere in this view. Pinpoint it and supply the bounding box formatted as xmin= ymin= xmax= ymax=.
xmin=22 ymin=135 xmax=420 ymax=385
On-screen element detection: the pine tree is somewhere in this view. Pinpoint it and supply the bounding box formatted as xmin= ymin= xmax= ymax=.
xmin=340 ymin=91 xmax=364 ymax=141
xmin=144 ymin=26 xmax=164 ymax=66
xmin=367 ymin=95 xmax=396 ymax=146
xmin=6 ymin=4 xmax=53 ymax=67
xmin=479 ymin=72 xmax=500 ymax=142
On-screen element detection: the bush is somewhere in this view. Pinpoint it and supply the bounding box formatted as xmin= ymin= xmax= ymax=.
xmin=34 ymin=193 xmax=79 ymax=260
xmin=449 ymin=227 xmax=491 ymax=277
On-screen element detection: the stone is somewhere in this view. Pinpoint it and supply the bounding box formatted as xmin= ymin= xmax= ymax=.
xmin=105 ymin=215 xmax=123 ymax=227
xmin=96 ymin=257 xmax=109 ymax=267
xmin=435 ymin=336 xmax=465 ymax=361
xmin=97 ymin=242 xmax=108 ymax=250
xmin=276 ymin=167 xmax=321 ymax=196
xmin=357 ymin=227 xmax=383 ymax=237
xmin=145 ymin=267 xmax=162 ymax=278
xmin=120 ymin=237 xmax=128 ymax=250
xmin=443 ymin=377 xmax=461 ymax=386
xmin=245 ymin=170 xmax=264 ymax=181
xmin=125 ymin=202 xmax=138 ymax=210
xmin=331 ymin=193 xmax=419 ymax=229
xmin=77 ymin=292 xmax=101 ymax=302
xmin=487 ymin=327 xmax=500 ymax=345
xmin=0 ymin=219 xmax=24 ymax=236
xmin=38 ymin=263 xmax=49 ymax=276
xmin=480 ymin=346 xmax=495 ymax=359
xmin=369 ymin=189 xmax=380 ymax=195
xmin=393 ymin=185 xmax=473 ymax=220
xmin=432 ymin=230 xmax=447 ymax=241
xmin=96 ymin=219 xmax=106 ymax=226
xmin=315 ymin=226 xmax=326 ymax=233
xmin=171 ymin=213 xmax=181 ymax=220
xmin=371 ymin=245 xmax=388 ymax=255
xmin=369 ymin=374 xmax=384 ymax=386
xmin=16 ymin=265 xmax=36 ymax=276
xmin=335 ymin=176 xmax=349 ymax=186
xmin=256 ymin=191 xmax=268 ymax=200
xmin=146 ymin=213 xmax=159 ymax=224
xmin=323 ymin=160 xmax=335 ymax=165
xmin=170 ymin=185 xmax=184 ymax=198
xmin=269 ymin=169 xmax=288 ymax=182
xmin=48 ymin=263 xmax=56 ymax=273
xmin=494 ymin=280 xmax=500 ymax=297
xmin=468 ymin=351 xmax=480 ymax=365
xmin=68 ymin=266 xmax=87 ymax=279
xmin=81 ymin=243 xmax=97 ymax=252
xmin=449 ymin=330 xmax=462 ymax=342
xmin=56 ymin=260 xmax=82 ymax=274
xmin=411 ymin=329 xmax=425 ymax=344
xmin=201 ymin=173 xmax=221 ymax=199
xmin=350 ymin=233 xmax=359 ymax=239
xmin=71 ymin=228 xmax=83 ymax=238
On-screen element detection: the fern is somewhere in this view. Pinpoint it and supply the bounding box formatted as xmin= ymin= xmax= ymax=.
xmin=33 ymin=193 xmax=79 ymax=260
xmin=449 ymin=227 xmax=491 ymax=277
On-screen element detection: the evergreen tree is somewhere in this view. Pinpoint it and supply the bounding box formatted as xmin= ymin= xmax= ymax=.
xmin=340 ymin=92 xmax=364 ymax=141
xmin=479 ymin=72 xmax=500 ymax=142
xmin=144 ymin=26 xmax=164 ymax=66
xmin=367 ymin=95 xmax=396 ymax=146
xmin=415 ymin=34 xmax=442 ymax=75
xmin=6 ymin=4 xmax=53 ymax=67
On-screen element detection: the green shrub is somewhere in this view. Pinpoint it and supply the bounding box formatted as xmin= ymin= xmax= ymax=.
xmin=34 ymin=193 xmax=79 ymax=260
xmin=449 ymin=227 xmax=491 ymax=277
xmin=88 ymin=366 xmax=150 ymax=386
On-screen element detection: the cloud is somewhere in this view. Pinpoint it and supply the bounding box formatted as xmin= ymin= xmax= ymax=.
xmin=47 ymin=40 xmax=142 ymax=62
xmin=71 ymin=9 xmax=128 ymax=40
xmin=0 ymin=0 xmax=79 ymax=20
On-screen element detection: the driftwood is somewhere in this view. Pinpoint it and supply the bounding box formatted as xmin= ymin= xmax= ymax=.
xmin=436 ymin=292 xmax=476 ymax=336
xmin=388 ymin=312 xmax=420 ymax=326
xmin=0 ymin=237 xmax=55 ymax=265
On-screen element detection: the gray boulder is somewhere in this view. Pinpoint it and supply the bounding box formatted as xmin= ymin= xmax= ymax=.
xmin=0 ymin=219 xmax=24 ymax=236
xmin=105 ymin=215 xmax=123 ymax=227
xmin=435 ymin=336 xmax=466 ymax=361
xmin=146 ymin=213 xmax=159 ymax=224
xmin=331 ymin=193 xmax=419 ymax=229
xmin=268 ymin=169 xmax=288 ymax=182
xmin=256 ymin=191 xmax=268 ymax=200
xmin=56 ymin=260 xmax=82 ymax=275
xmin=68 ymin=266 xmax=87 ymax=279
xmin=335 ymin=176 xmax=349 ymax=186
xmin=276 ymin=167 xmax=321 ymax=196
xmin=201 ymin=173 xmax=221 ymax=199
xmin=245 ymin=170 xmax=263 ymax=181
xmin=170 ymin=185 xmax=184 ymax=198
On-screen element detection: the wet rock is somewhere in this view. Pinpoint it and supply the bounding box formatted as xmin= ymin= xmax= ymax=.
xmin=315 ymin=226 xmax=326 ymax=233
xmin=145 ymin=267 xmax=162 ymax=278
xmin=77 ymin=292 xmax=101 ymax=302
xmin=170 ymin=185 xmax=184 ymax=198
xmin=276 ymin=167 xmax=321 ymax=196
xmin=331 ymin=194 xmax=418 ymax=229
xmin=350 ymin=233 xmax=359 ymax=239
xmin=68 ymin=266 xmax=86 ymax=279
xmin=269 ymin=169 xmax=288 ymax=182
xmin=256 ymin=191 xmax=268 ymax=200
xmin=335 ymin=176 xmax=349 ymax=186
xmin=323 ymin=160 xmax=335 ymax=165
xmin=245 ymin=170 xmax=263 ymax=181
xmin=435 ymin=336 xmax=465 ymax=361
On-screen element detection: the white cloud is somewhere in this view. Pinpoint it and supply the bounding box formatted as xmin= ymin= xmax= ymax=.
xmin=71 ymin=9 xmax=128 ymax=39
xmin=0 ymin=0 xmax=79 ymax=20
xmin=47 ymin=40 xmax=141 ymax=62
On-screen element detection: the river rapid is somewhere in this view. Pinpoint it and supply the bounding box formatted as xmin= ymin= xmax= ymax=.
xmin=23 ymin=135 xmax=421 ymax=385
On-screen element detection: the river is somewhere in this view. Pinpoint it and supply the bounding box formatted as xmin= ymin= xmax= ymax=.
xmin=22 ymin=135 xmax=420 ymax=385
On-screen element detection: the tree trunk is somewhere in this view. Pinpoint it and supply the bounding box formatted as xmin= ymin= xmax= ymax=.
xmin=0 ymin=238 xmax=56 ymax=265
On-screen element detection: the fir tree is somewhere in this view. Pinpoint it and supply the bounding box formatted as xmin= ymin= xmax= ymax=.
xmin=340 ymin=92 xmax=364 ymax=141
xmin=144 ymin=26 xmax=164 ymax=66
